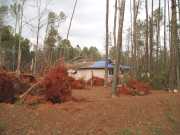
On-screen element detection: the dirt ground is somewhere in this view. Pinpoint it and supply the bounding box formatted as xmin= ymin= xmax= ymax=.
xmin=0 ymin=87 xmax=180 ymax=135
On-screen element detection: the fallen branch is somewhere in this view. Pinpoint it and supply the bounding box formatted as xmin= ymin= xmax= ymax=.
xmin=19 ymin=82 xmax=41 ymax=100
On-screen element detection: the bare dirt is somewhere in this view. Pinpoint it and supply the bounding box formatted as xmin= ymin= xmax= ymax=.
xmin=0 ymin=87 xmax=180 ymax=135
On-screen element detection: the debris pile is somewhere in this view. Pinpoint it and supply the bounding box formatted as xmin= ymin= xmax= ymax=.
xmin=118 ymin=79 xmax=151 ymax=96
xmin=118 ymin=85 xmax=131 ymax=95
xmin=0 ymin=72 xmax=16 ymax=103
xmin=41 ymin=63 xmax=72 ymax=103
xmin=0 ymin=72 xmax=31 ymax=103
xmin=88 ymin=76 xmax=104 ymax=86
xmin=20 ymin=74 xmax=37 ymax=84
xmin=69 ymin=77 xmax=86 ymax=89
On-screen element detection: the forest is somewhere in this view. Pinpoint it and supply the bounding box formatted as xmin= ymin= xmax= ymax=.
xmin=0 ymin=0 xmax=180 ymax=135
xmin=0 ymin=1 xmax=101 ymax=74
xmin=0 ymin=0 xmax=179 ymax=90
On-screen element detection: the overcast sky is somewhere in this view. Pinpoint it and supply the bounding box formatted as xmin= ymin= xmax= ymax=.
xmin=3 ymin=0 xmax=163 ymax=52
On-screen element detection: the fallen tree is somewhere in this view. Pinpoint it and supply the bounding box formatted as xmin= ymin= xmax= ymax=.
xmin=20 ymin=62 xmax=72 ymax=104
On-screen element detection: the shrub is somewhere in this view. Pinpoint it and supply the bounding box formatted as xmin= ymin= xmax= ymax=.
xmin=150 ymin=71 xmax=169 ymax=90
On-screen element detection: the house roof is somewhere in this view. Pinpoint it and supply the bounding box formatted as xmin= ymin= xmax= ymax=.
xmin=79 ymin=60 xmax=130 ymax=70
xmin=90 ymin=60 xmax=113 ymax=69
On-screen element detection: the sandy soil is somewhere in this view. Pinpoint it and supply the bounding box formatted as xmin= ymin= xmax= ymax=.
xmin=0 ymin=87 xmax=180 ymax=135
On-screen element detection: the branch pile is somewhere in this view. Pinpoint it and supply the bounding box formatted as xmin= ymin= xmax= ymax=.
xmin=0 ymin=72 xmax=16 ymax=103
xmin=40 ymin=63 xmax=72 ymax=103
xmin=0 ymin=72 xmax=30 ymax=103
xmin=88 ymin=76 xmax=104 ymax=86
xmin=69 ymin=77 xmax=86 ymax=89
xmin=118 ymin=79 xmax=151 ymax=96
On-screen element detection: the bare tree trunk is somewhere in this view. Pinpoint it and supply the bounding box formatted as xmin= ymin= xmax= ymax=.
xmin=112 ymin=0 xmax=126 ymax=96
xmin=169 ymin=0 xmax=178 ymax=89
xmin=33 ymin=0 xmax=42 ymax=75
xmin=178 ymin=0 xmax=180 ymax=22
xmin=156 ymin=0 xmax=161 ymax=69
xmin=132 ymin=0 xmax=140 ymax=76
xmin=130 ymin=0 xmax=134 ymax=75
xmin=149 ymin=0 xmax=154 ymax=74
xmin=12 ymin=2 xmax=19 ymax=71
xmin=175 ymin=0 xmax=180 ymax=89
xmin=67 ymin=0 xmax=78 ymax=40
xmin=164 ymin=0 xmax=167 ymax=67
xmin=16 ymin=0 xmax=25 ymax=76
xmin=104 ymin=0 xmax=109 ymax=87
xmin=113 ymin=0 xmax=118 ymax=47
xmin=168 ymin=0 xmax=171 ymax=52
xmin=145 ymin=0 xmax=149 ymax=72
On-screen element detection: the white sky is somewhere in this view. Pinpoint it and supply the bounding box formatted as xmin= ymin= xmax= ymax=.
xmin=4 ymin=0 xmax=165 ymax=52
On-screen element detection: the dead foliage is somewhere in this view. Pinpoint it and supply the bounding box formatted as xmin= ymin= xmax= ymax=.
xmin=0 ymin=72 xmax=16 ymax=103
xmin=20 ymin=74 xmax=37 ymax=84
xmin=88 ymin=76 xmax=104 ymax=86
xmin=69 ymin=77 xmax=86 ymax=89
xmin=117 ymin=79 xmax=151 ymax=96
xmin=40 ymin=63 xmax=72 ymax=104
xmin=0 ymin=72 xmax=31 ymax=103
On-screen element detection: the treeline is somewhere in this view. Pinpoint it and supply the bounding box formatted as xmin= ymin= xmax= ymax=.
xmin=108 ymin=0 xmax=180 ymax=91
xmin=0 ymin=2 xmax=101 ymax=74
xmin=0 ymin=26 xmax=101 ymax=73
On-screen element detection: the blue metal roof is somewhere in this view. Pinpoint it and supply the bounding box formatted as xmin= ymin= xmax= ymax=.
xmin=90 ymin=60 xmax=113 ymax=68
xmin=90 ymin=60 xmax=130 ymax=69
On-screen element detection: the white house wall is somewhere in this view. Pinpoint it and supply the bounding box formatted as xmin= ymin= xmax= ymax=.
xmin=69 ymin=69 xmax=105 ymax=81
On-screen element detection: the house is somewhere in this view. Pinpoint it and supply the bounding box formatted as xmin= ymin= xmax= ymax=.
xmin=68 ymin=59 xmax=130 ymax=81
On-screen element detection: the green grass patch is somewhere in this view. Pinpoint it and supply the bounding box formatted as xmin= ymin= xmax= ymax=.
xmin=164 ymin=97 xmax=180 ymax=134
xmin=149 ymin=126 xmax=163 ymax=135
xmin=0 ymin=121 xmax=7 ymax=135
xmin=114 ymin=128 xmax=132 ymax=135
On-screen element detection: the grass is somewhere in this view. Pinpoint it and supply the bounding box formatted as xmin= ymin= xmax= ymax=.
xmin=164 ymin=97 xmax=180 ymax=135
xmin=135 ymin=129 xmax=142 ymax=135
xmin=119 ymin=128 xmax=132 ymax=135
xmin=149 ymin=127 xmax=163 ymax=135
xmin=0 ymin=121 xmax=7 ymax=135
xmin=114 ymin=128 xmax=143 ymax=135
xmin=113 ymin=128 xmax=133 ymax=135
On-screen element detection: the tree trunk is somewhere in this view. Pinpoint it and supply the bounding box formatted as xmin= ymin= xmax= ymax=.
xmin=149 ymin=0 xmax=154 ymax=74
xmin=175 ymin=0 xmax=180 ymax=89
xmin=130 ymin=0 xmax=134 ymax=75
xmin=112 ymin=0 xmax=126 ymax=96
xmin=132 ymin=0 xmax=140 ymax=76
xmin=164 ymin=0 xmax=167 ymax=67
xmin=169 ymin=0 xmax=178 ymax=89
xmin=113 ymin=0 xmax=118 ymax=47
xmin=67 ymin=0 xmax=78 ymax=40
xmin=145 ymin=0 xmax=149 ymax=72
xmin=104 ymin=0 xmax=109 ymax=87
xmin=16 ymin=0 xmax=25 ymax=76
xmin=178 ymin=0 xmax=180 ymax=22
xmin=156 ymin=0 xmax=161 ymax=69
xmin=33 ymin=0 xmax=41 ymax=75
